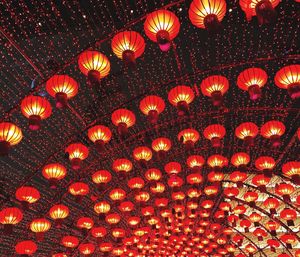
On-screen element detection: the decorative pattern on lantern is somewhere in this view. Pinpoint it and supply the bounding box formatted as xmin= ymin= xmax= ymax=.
xmin=274 ymin=64 xmax=300 ymax=99
xmin=231 ymin=152 xmax=250 ymax=171
xmin=111 ymin=31 xmax=145 ymax=66
xmin=133 ymin=146 xmax=152 ymax=167
xmin=46 ymin=75 xmax=78 ymax=108
xmin=78 ymin=50 xmax=110 ymax=84
xmin=92 ymin=170 xmax=112 ymax=190
xmin=260 ymin=120 xmax=286 ymax=147
xmin=237 ymin=67 xmax=268 ymax=100
xmin=88 ymin=125 xmax=112 ymax=151
xmin=151 ymin=137 xmax=172 ymax=159
xmin=68 ymin=182 xmax=89 ymax=202
xmin=0 ymin=207 xmax=23 ymax=234
xmin=49 ymin=204 xmax=69 ymax=227
xmin=168 ymin=85 xmax=195 ymax=115
xmin=111 ymin=108 xmax=136 ymax=137
xmin=21 ymin=95 xmax=52 ymax=130
xmin=15 ymin=240 xmax=37 ymax=255
xmin=0 ymin=122 xmax=23 ymax=156
xmin=15 ymin=186 xmax=40 ymax=209
xmin=61 ymin=235 xmax=79 ymax=248
xmin=255 ymin=156 xmax=275 ymax=177
xmin=79 ymin=243 xmax=95 ymax=255
xmin=65 ymin=143 xmax=89 ymax=170
xmin=186 ymin=155 xmax=205 ymax=173
xmin=203 ymin=124 xmax=226 ymax=147
xmin=178 ymin=128 xmax=200 ymax=150
xmin=282 ymin=161 xmax=300 ymax=185
xmin=235 ymin=122 xmax=259 ymax=146
xmin=139 ymin=95 xmax=165 ymax=124
xmin=42 ymin=163 xmax=67 ymax=187
xmin=239 ymin=0 xmax=280 ymax=24
xmin=112 ymin=158 xmax=133 ymax=177
xmin=144 ymin=9 xmax=180 ymax=51
xmin=200 ymin=75 xmax=229 ymax=106
xmin=30 ymin=218 xmax=51 ymax=241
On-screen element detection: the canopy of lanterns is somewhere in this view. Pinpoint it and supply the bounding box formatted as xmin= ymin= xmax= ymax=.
xmin=0 ymin=0 xmax=299 ymax=257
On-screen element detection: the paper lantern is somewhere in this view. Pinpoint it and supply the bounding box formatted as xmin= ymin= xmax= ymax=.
xmin=168 ymin=85 xmax=195 ymax=115
xmin=151 ymin=137 xmax=172 ymax=159
xmin=42 ymin=163 xmax=66 ymax=187
xmin=30 ymin=218 xmax=51 ymax=241
xmin=255 ymin=156 xmax=275 ymax=177
xmin=0 ymin=122 xmax=23 ymax=155
xmin=61 ymin=236 xmax=79 ymax=248
xmin=49 ymin=204 xmax=69 ymax=227
xmin=282 ymin=161 xmax=300 ymax=185
xmin=65 ymin=143 xmax=89 ymax=170
xmin=133 ymin=146 xmax=152 ymax=167
xmin=79 ymin=243 xmax=95 ymax=255
xmin=15 ymin=240 xmax=37 ymax=255
xmin=15 ymin=186 xmax=40 ymax=209
xmin=111 ymin=108 xmax=136 ymax=137
xmin=68 ymin=182 xmax=89 ymax=202
xmin=178 ymin=128 xmax=200 ymax=150
xmin=260 ymin=120 xmax=286 ymax=147
xmin=203 ymin=124 xmax=226 ymax=147
xmin=88 ymin=125 xmax=112 ymax=151
xmin=235 ymin=122 xmax=259 ymax=146
xmin=0 ymin=207 xmax=23 ymax=234
xmin=139 ymin=95 xmax=165 ymax=123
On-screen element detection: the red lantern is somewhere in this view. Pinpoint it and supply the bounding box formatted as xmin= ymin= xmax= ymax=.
xmin=15 ymin=240 xmax=37 ymax=255
xmin=119 ymin=201 xmax=134 ymax=212
xmin=186 ymin=155 xmax=205 ymax=173
xmin=249 ymin=212 xmax=262 ymax=227
xmin=111 ymin=109 xmax=136 ymax=137
xmin=152 ymin=137 xmax=171 ymax=159
xmin=49 ymin=204 xmax=69 ymax=227
xmin=88 ymin=125 xmax=112 ymax=151
xmin=165 ymin=162 xmax=181 ymax=175
xmin=94 ymin=201 xmax=110 ymax=219
xmin=128 ymin=177 xmax=145 ymax=189
xmin=200 ymin=75 xmax=229 ymax=106
xmin=133 ymin=146 xmax=152 ymax=167
xmin=77 ymin=217 xmax=94 ymax=231
xmin=0 ymin=122 xmax=23 ymax=155
xmin=229 ymin=171 xmax=247 ymax=188
xmin=91 ymin=226 xmax=107 ymax=240
xmin=178 ymin=128 xmax=200 ymax=150
xmin=99 ymin=242 xmax=113 ymax=253
xmin=243 ymin=191 xmax=258 ymax=207
xmin=112 ymin=158 xmax=133 ymax=176
xmin=109 ymin=188 xmax=126 ymax=202
xmin=65 ymin=143 xmax=89 ymax=170
xmin=265 ymin=220 xmax=279 ymax=236
xmin=168 ymin=85 xmax=195 ymax=115
xmin=187 ymin=173 xmax=203 ymax=185
xmin=61 ymin=235 xmax=79 ymax=248
xmin=235 ymin=122 xmax=259 ymax=146
xmin=21 ymin=96 xmax=52 ymax=130
xmin=52 ymin=253 xmax=67 ymax=257
xmin=139 ymin=95 xmax=165 ymax=124
xmin=203 ymin=124 xmax=226 ymax=147
xmin=106 ymin=213 xmax=121 ymax=225
xmin=260 ymin=120 xmax=285 ymax=147
xmin=46 ymin=74 xmax=78 ymax=108
xmin=151 ymin=182 xmax=165 ymax=194
xmin=237 ymin=67 xmax=268 ymax=100
xmin=275 ymin=183 xmax=294 ymax=202
xmin=112 ymin=31 xmax=145 ymax=66
xmin=78 ymin=50 xmax=110 ymax=84
xmin=282 ymin=161 xmax=300 ymax=185
xmin=189 ymin=0 xmax=227 ymax=30
xmin=15 ymin=186 xmax=40 ymax=209
xmin=68 ymin=182 xmax=89 ymax=202
xmin=42 ymin=163 xmax=67 ymax=187
xmin=79 ymin=243 xmax=95 ymax=255
xmin=255 ymin=156 xmax=275 ymax=177
xmin=263 ymin=197 xmax=279 ymax=214
xmin=0 ymin=207 xmax=23 ymax=234
xmin=207 ymin=154 xmax=228 ymax=171
xmin=144 ymin=9 xmax=180 ymax=51
xmin=168 ymin=175 xmax=184 ymax=188
xmin=92 ymin=170 xmax=112 ymax=190
xmin=30 ymin=218 xmax=51 ymax=241
xmin=252 ymin=174 xmax=270 ymax=192
xmin=145 ymin=168 xmax=162 ymax=181
xmin=231 ymin=152 xmax=250 ymax=171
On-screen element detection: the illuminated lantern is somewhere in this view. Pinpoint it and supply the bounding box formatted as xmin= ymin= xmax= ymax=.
xmin=243 ymin=191 xmax=258 ymax=207
xmin=79 ymin=243 xmax=95 ymax=255
xmin=99 ymin=242 xmax=113 ymax=253
xmin=61 ymin=236 xmax=79 ymax=249
xmin=91 ymin=226 xmax=107 ymax=242
xmin=128 ymin=177 xmax=145 ymax=190
xmin=133 ymin=146 xmax=152 ymax=167
xmin=92 ymin=170 xmax=112 ymax=190
xmin=229 ymin=171 xmax=247 ymax=188
xmin=168 ymin=85 xmax=195 ymax=115
xmin=111 ymin=108 xmax=136 ymax=137
xmin=68 ymin=182 xmax=89 ymax=202
xmin=237 ymin=67 xmax=268 ymax=100
xmin=189 ymin=0 xmax=226 ymax=30
xmin=46 ymin=75 xmax=78 ymax=108
xmin=204 ymin=185 xmax=218 ymax=197
xmin=77 ymin=217 xmax=94 ymax=233
xmin=187 ymin=173 xmax=203 ymax=185
xmin=0 ymin=122 xmax=23 ymax=155
xmin=145 ymin=168 xmax=162 ymax=182
xmin=223 ymin=187 xmax=239 ymax=198
xmin=15 ymin=240 xmax=37 ymax=256
xmin=208 ymin=171 xmax=224 ymax=184
xmin=245 ymin=244 xmax=257 ymax=256
xmin=187 ymin=155 xmax=205 ymax=173
xmin=274 ymin=64 xmax=300 ymax=99
xmin=111 ymin=31 xmax=145 ymax=66
xmin=49 ymin=204 xmax=69 ymax=227
xmin=65 ymin=143 xmax=89 ymax=170
xmin=106 ymin=213 xmax=121 ymax=225
xmin=151 ymin=182 xmax=165 ymax=194
xmin=42 ymin=163 xmax=67 ymax=188
xmin=282 ymin=161 xmax=300 ymax=185
xmin=240 ymin=219 xmax=251 ymax=232
xmin=29 ymin=218 xmax=51 ymax=241
xmin=231 ymin=152 xmax=250 ymax=171
xmin=119 ymin=201 xmax=134 ymax=212
xmin=78 ymin=50 xmax=110 ymax=84
xmin=0 ymin=207 xmax=23 ymax=234
xmin=21 ymin=96 xmax=52 ymax=130
xmin=253 ymin=228 xmax=267 ymax=241
xmin=263 ymin=197 xmax=279 ymax=214
xmin=109 ymin=188 xmax=126 ymax=202
xmin=249 ymin=212 xmax=262 ymax=227
xmin=203 ymin=124 xmax=226 ymax=147
xmin=88 ymin=125 xmax=112 ymax=151
xmin=265 ymin=220 xmax=279 ymax=236
xmin=113 ymin=158 xmax=133 ymax=176
xmin=252 ymin=174 xmax=270 ymax=192
xmin=140 ymin=95 xmax=165 ymax=124
xmin=178 ymin=128 xmax=200 ymax=150
xmin=15 ymin=186 xmax=40 ymax=209
xmin=275 ymin=183 xmax=294 ymax=202
xmin=135 ymin=191 xmax=150 ymax=204
xmin=168 ymin=175 xmax=184 ymax=188
xmin=260 ymin=120 xmax=285 ymax=147
xmin=235 ymin=122 xmax=259 ymax=146
xmin=200 ymin=75 xmax=229 ymax=106
xmin=94 ymin=201 xmax=110 ymax=220
xmin=281 ymin=234 xmax=297 ymax=249
xmin=152 ymin=137 xmax=171 ymax=159
xmin=112 ymin=228 xmax=126 ymax=241
xmin=207 ymin=154 xmax=228 ymax=171
xmin=255 ymin=156 xmax=275 ymax=177
xmin=128 ymin=216 xmax=141 ymax=226
xmin=52 ymin=253 xmax=67 ymax=257
xmin=165 ymin=162 xmax=181 ymax=176
xmin=144 ymin=9 xmax=180 ymax=51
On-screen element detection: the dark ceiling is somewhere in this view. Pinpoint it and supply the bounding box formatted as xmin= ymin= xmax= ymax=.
xmin=0 ymin=0 xmax=299 ymax=256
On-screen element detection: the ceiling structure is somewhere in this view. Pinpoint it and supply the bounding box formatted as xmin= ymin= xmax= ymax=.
xmin=0 ymin=0 xmax=299 ymax=257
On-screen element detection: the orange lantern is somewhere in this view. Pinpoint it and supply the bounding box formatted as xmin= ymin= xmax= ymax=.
xmin=111 ymin=108 xmax=136 ymax=137
xmin=151 ymin=137 xmax=171 ymax=159
xmin=178 ymin=128 xmax=200 ymax=150
xmin=139 ymin=95 xmax=165 ymax=123
xmin=144 ymin=9 xmax=180 ymax=51
xmin=235 ymin=122 xmax=259 ymax=146
xmin=260 ymin=120 xmax=285 ymax=147
xmin=49 ymin=204 xmax=69 ymax=227
xmin=168 ymin=85 xmax=195 ymax=115
xmin=189 ymin=0 xmax=226 ymax=30
xmin=0 ymin=122 xmax=23 ymax=155
xmin=113 ymin=158 xmax=133 ymax=176
xmin=29 ymin=218 xmax=51 ymax=241
xmin=111 ymin=31 xmax=145 ymax=66
xmin=0 ymin=207 xmax=23 ymax=234
xmin=21 ymin=95 xmax=52 ymax=130
xmin=15 ymin=186 xmax=40 ymax=209
xmin=239 ymin=0 xmax=280 ymax=24
xmin=200 ymin=75 xmax=229 ymax=106
xmin=42 ymin=163 xmax=67 ymax=187
xmin=255 ymin=156 xmax=275 ymax=177
xmin=282 ymin=161 xmax=300 ymax=185
xmin=237 ymin=67 xmax=268 ymax=100
xmin=231 ymin=152 xmax=250 ymax=171
xmin=65 ymin=143 xmax=89 ymax=170
xmin=15 ymin=240 xmax=37 ymax=255
xmin=78 ymin=50 xmax=110 ymax=84
xmin=61 ymin=235 xmax=79 ymax=248
xmin=203 ymin=124 xmax=226 ymax=147
xmin=92 ymin=170 xmax=112 ymax=190
xmin=186 ymin=155 xmax=205 ymax=173
xmin=133 ymin=146 xmax=152 ymax=167
xmin=88 ymin=125 xmax=112 ymax=151
xmin=94 ymin=201 xmax=110 ymax=219
xmin=68 ymin=182 xmax=89 ymax=202
xmin=79 ymin=243 xmax=95 ymax=255
xmin=207 ymin=154 xmax=228 ymax=171
xmin=274 ymin=64 xmax=300 ymax=99
xmin=46 ymin=75 xmax=78 ymax=108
